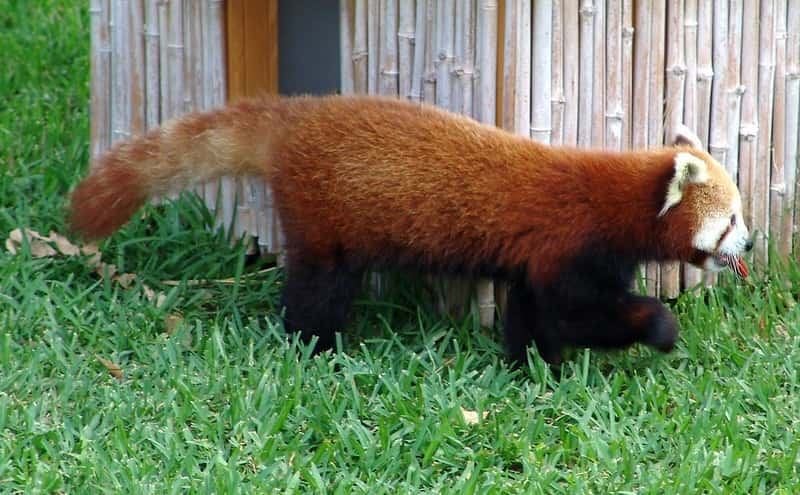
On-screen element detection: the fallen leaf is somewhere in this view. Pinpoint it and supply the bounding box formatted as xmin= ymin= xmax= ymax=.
xmin=29 ymin=239 xmax=58 ymax=258
xmin=142 ymin=284 xmax=167 ymax=308
xmin=164 ymin=313 xmax=183 ymax=335
xmin=50 ymin=231 xmax=81 ymax=256
xmin=460 ymin=407 xmax=488 ymax=425
xmin=114 ymin=273 xmax=137 ymax=289
xmin=97 ymin=356 xmax=123 ymax=381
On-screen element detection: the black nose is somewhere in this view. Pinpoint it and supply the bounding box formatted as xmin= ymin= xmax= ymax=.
xmin=744 ymin=240 xmax=754 ymax=252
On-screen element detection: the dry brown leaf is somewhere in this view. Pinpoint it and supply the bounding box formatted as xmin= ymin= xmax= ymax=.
xmin=142 ymin=284 xmax=167 ymax=308
xmin=97 ymin=356 xmax=123 ymax=381
xmin=50 ymin=231 xmax=82 ymax=256
xmin=164 ymin=313 xmax=184 ymax=335
xmin=114 ymin=273 xmax=137 ymax=289
xmin=6 ymin=228 xmax=58 ymax=258
xmin=29 ymin=239 xmax=58 ymax=258
xmin=460 ymin=407 xmax=489 ymax=425
xmin=95 ymin=263 xmax=118 ymax=279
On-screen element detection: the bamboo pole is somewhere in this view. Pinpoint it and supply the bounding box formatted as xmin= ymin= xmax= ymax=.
xmin=785 ymin=2 xmax=800 ymax=255
xmin=475 ymin=0 xmax=498 ymax=328
xmin=725 ymin=0 xmax=744 ymax=184
xmin=605 ymin=0 xmax=623 ymax=151
xmin=770 ymin=0 xmax=788 ymax=256
xmin=550 ymin=0 xmax=565 ymax=145
xmin=90 ymin=0 xmax=111 ymax=162
xmin=379 ymin=0 xmax=399 ymax=96
xmin=591 ymin=0 xmax=605 ymax=147
xmin=184 ymin=0 xmax=204 ymax=200
xmin=647 ymin=3 xmax=666 ymax=296
xmin=397 ymin=0 xmax=415 ymax=99
xmin=144 ymin=0 xmax=160 ymax=130
xmin=353 ymin=0 xmax=368 ymax=94
xmin=340 ymin=0 xmax=355 ymax=95
xmin=501 ymin=0 xmax=531 ymax=136
xmin=738 ymin=0 xmax=759 ymax=232
xmin=436 ymin=0 xmax=455 ymax=110
xmin=696 ymin=0 xmax=714 ymax=149
xmin=422 ymin=0 xmax=437 ymax=103
xmin=662 ymin=0 xmax=686 ymax=298
xmin=709 ymin=0 xmax=729 ymax=168
xmin=530 ymin=0 xmax=552 ymax=143
xmin=410 ymin=0 xmax=427 ymax=100
xmin=621 ymin=0 xmax=633 ymax=149
xmin=157 ymin=0 xmax=169 ymax=122
xmin=110 ymin=0 xmax=131 ymax=144
xmin=577 ymin=0 xmax=594 ymax=148
xmin=682 ymin=0 xmax=704 ymax=288
xmin=452 ymin=0 xmax=466 ymax=112
xmin=562 ymin=0 xmax=579 ymax=145
xmin=754 ymin=0 xmax=776 ymax=262
xmin=183 ymin=0 xmax=200 ymax=113
xmin=367 ymin=0 xmax=380 ymax=94
xmin=204 ymin=0 xmax=226 ymax=218
xmin=128 ymin=0 xmax=145 ymax=137
xmin=458 ymin=0 xmax=474 ymax=117
xmin=477 ymin=0 xmax=497 ymax=124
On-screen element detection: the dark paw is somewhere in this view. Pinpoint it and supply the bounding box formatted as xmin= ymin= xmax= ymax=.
xmin=643 ymin=310 xmax=679 ymax=353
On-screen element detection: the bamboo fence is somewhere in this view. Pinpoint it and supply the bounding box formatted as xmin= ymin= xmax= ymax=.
xmin=93 ymin=1 xmax=800 ymax=319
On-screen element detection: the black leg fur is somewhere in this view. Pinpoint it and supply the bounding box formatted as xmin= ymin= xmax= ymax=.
xmin=505 ymin=279 xmax=565 ymax=366
xmin=280 ymin=259 xmax=363 ymax=354
xmin=515 ymin=248 xmax=679 ymax=363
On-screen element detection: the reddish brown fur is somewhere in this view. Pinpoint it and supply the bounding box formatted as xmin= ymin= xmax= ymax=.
xmin=70 ymin=95 xmax=745 ymax=363
xmin=71 ymin=95 xmax=704 ymax=282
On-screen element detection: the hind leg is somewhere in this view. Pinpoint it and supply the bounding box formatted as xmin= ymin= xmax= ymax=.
xmin=280 ymin=258 xmax=364 ymax=353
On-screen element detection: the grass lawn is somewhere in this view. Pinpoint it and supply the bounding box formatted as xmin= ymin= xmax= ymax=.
xmin=2 ymin=2 xmax=800 ymax=493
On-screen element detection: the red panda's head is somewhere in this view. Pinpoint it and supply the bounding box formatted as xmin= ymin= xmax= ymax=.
xmin=658 ymin=125 xmax=752 ymax=277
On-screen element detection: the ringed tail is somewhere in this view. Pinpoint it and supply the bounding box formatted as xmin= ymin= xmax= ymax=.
xmin=69 ymin=98 xmax=285 ymax=239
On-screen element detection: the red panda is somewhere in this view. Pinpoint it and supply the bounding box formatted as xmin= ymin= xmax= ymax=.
xmin=70 ymin=95 xmax=752 ymax=365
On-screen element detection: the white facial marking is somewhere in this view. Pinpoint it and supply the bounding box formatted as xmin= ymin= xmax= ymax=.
xmin=692 ymin=196 xmax=751 ymax=260
xmin=693 ymin=216 xmax=730 ymax=252
xmin=659 ymin=152 xmax=710 ymax=217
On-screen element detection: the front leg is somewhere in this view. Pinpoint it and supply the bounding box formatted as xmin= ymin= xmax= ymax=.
xmin=563 ymin=293 xmax=679 ymax=352
xmin=504 ymin=279 xmax=564 ymax=366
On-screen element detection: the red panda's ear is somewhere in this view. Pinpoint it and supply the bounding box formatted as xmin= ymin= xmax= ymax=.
xmin=672 ymin=124 xmax=704 ymax=149
xmin=658 ymin=152 xmax=709 ymax=217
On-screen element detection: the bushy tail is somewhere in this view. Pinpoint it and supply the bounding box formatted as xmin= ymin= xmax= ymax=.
xmin=70 ymin=98 xmax=286 ymax=239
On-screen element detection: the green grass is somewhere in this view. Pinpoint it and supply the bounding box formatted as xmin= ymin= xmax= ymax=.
xmin=2 ymin=2 xmax=800 ymax=493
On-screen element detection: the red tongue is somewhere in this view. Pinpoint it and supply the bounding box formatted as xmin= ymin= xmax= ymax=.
xmin=733 ymin=256 xmax=748 ymax=278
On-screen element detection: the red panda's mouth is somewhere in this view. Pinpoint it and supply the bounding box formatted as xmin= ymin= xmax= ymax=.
xmin=715 ymin=253 xmax=748 ymax=278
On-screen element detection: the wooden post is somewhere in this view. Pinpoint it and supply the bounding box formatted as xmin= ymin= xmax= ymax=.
xmin=784 ymin=2 xmax=800 ymax=255
xmin=577 ymin=0 xmax=594 ymax=148
xmin=754 ymin=0 xmax=776 ymax=263
xmin=562 ymin=0 xmax=579 ymax=145
xmin=682 ymin=0 xmax=704 ymax=288
xmin=770 ymin=0 xmax=788 ymax=256
xmin=605 ymin=0 xmax=624 ymax=151
xmin=530 ymin=0 xmax=552 ymax=143
xmin=662 ymin=0 xmax=686 ymax=298
xmin=90 ymin=0 xmax=111 ymax=162
xmin=340 ymin=0 xmax=355 ymax=94
xmin=738 ymin=0 xmax=759 ymax=239
xmin=397 ymin=0 xmax=415 ymax=99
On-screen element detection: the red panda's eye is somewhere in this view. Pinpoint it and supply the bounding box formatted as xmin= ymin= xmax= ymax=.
xmin=730 ymin=214 xmax=736 ymax=226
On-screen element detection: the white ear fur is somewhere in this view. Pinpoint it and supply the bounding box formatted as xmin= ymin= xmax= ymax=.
xmin=658 ymin=152 xmax=710 ymax=217
xmin=672 ymin=124 xmax=704 ymax=149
